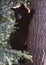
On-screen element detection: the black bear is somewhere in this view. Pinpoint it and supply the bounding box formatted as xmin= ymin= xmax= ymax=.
xmin=9 ymin=4 xmax=35 ymax=51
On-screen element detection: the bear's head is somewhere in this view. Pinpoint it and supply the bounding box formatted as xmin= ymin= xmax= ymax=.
xmin=11 ymin=4 xmax=31 ymax=21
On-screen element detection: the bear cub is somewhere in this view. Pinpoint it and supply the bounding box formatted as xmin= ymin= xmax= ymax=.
xmin=9 ymin=4 xmax=35 ymax=51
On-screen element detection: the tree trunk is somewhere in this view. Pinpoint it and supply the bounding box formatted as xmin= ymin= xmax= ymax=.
xmin=27 ymin=0 xmax=46 ymax=65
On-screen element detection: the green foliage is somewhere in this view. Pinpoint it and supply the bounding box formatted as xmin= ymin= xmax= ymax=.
xmin=0 ymin=48 xmax=33 ymax=65
xmin=0 ymin=9 xmax=15 ymax=48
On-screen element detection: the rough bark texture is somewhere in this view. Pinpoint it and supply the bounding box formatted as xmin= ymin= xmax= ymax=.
xmin=26 ymin=0 xmax=46 ymax=65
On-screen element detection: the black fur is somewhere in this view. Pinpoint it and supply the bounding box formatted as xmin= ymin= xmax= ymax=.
xmin=9 ymin=4 xmax=35 ymax=51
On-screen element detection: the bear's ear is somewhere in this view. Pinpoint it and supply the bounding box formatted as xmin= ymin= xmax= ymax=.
xmin=27 ymin=9 xmax=35 ymax=21
xmin=11 ymin=4 xmax=21 ymax=10
xmin=25 ymin=6 xmax=31 ymax=14
xmin=11 ymin=8 xmax=15 ymax=10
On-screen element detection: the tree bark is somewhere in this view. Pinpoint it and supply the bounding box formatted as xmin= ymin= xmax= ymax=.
xmin=27 ymin=0 xmax=46 ymax=65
